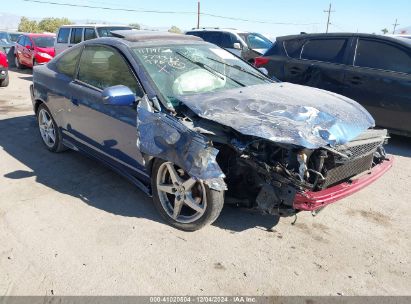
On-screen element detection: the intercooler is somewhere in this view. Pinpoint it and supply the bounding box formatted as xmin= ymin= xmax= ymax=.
xmin=322 ymin=129 xmax=387 ymax=188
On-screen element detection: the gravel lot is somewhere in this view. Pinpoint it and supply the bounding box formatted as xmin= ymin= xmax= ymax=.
xmin=0 ymin=69 xmax=410 ymax=296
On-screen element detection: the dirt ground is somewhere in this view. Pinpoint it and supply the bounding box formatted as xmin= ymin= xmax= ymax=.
xmin=0 ymin=69 xmax=410 ymax=296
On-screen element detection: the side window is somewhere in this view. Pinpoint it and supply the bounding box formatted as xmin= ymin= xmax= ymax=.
xmin=301 ymin=39 xmax=348 ymax=64
xmin=17 ymin=36 xmax=25 ymax=45
xmin=284 ymin=39 xmax=305 ymax=58
xmin=57 ymin=28 xmax=70 ymax=43
xmin=56 ymin=46 xmax=82 ymax=77
xmin=355 ymin=39 xmax=411 ymax=74
xmin=25 ymin=37 xmax=33 ymax=48
xmin=84 ymin=28 xmax=97 ymax=41
xmin=70 ymin=28 xmax=83 ymax=44
xmin=77 ymin=45 xmax=142 ymax=96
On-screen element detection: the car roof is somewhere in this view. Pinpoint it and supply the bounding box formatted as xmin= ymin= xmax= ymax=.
xmin=26 ymin=33 xmax=56 ymax=37
xmin=187 ymin=28 xmax=248 ymax=34
xmin=111 ymin=30 xmax=203 ymax=43
xmin=59 ymin=24 xmax=131 ymax=28
xmin=276 ymin=32 xmax=411 ymax=46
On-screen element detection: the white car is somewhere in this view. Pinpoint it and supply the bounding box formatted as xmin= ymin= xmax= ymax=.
xmin=185 ymin=28 xmax=273 ymax=63
xmin=55 ymin=24 xmax=133 ymax=55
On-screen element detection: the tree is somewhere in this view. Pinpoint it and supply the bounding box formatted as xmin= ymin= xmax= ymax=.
xmin=38 ymin=18 xmax=73 ymax=33
xmin=18 ymin=17 xmax=39 ymax=33
xmin=381 ymin=28 xmax=389 ymax=35
xmin=168 ymin=26 xmax=182 ymax=34
xmin=129 ymin=23 xmax=141 ymax=30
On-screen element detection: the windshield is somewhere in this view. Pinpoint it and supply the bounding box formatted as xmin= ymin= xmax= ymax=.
xmin=33 ymin=36 xmax=55 ymax=48
xmin=239 ymin=33 xmax=272 ymax=49
xmin=0 ymin=32 xmax=11 ymax=43
xmin=132 ymin=44 xmax=272 ymax=107
xmin=97 ymin=26 xmax=132 ymax=37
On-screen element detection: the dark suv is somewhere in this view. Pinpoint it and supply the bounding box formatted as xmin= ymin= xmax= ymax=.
xmin=255 ymin=33 xmax=411 ymax=136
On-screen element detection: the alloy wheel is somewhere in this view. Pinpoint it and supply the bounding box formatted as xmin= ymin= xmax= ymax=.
xmin=156 ymin=162 xmax=207 ymax=224
xmin=38 ymin=108 xmax=56 ymax=148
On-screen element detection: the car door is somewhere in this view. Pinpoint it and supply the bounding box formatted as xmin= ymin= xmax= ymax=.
xmin=66 ymin=44 xmax=147 ymax=174
xmin=343 ymin=37 xmax=411 ymax=133
xmin=15 ymin=35 xmax=25 ymax=63
xmin=283 ymin=37 xmax=352 ymax=96
xmin=22 ymin=36 xmax=34 ymax=66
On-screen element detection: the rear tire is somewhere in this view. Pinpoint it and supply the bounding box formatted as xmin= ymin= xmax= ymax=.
xmin=14 ymin=55 xmax=22 ymax=69
xmin=0 ymin=74 xmax=9 ymax=87
xmin=36 ymin=103 xmax=67 ymax=153
xmin=151 ymin=159 xmax=225 ymax=231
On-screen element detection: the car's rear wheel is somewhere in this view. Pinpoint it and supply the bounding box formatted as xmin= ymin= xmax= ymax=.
xmin=151 ymin=159 xmax=224 ymax=231
xmin=0 ymin=74 xmax=9 ymax=87
xmin=36 ymin=103 xmax=67 ymax=152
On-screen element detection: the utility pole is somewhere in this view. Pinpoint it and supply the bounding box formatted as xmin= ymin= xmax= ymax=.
xmin=392 ymin=18 xmax=399 ymax=34
xmin=197 ymin=0 xmax=201 ymax=29
xmin=323 ymin=3 xmax=335 ymax=33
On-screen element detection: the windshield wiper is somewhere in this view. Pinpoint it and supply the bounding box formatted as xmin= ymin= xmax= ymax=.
xmin=206 ymin=57 xmax=270 ymax=82
xmin=175 ymin=51 xmax=246 ymax=87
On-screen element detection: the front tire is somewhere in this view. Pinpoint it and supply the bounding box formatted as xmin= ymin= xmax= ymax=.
xmin=151 ymin=159 xmax=225 ymax=231
xmin=0 ymin=74 xmax=9 ymax=87
xmin=36 ymin=103 xmax=67 ymax=152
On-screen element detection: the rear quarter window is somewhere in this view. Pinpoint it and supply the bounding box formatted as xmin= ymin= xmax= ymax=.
xmin=57 ymin=28 xmax=70 ymax=44
xmin=56 ymin=46 xmax=82 ymax=77
xmin=284 ymin=39 xmax=305 ymax=58
xmin=301 ymin=38 xmax=348 ymax=64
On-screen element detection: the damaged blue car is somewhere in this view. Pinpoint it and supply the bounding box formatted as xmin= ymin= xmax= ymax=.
xmin=31 ymin=31 xmax=393 ymax=231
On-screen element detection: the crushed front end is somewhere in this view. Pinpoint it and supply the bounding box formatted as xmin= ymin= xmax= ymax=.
xmin=216 ymin=129 xmax=393 ymax=216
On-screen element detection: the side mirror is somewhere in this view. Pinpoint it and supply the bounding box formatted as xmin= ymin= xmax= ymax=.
xmin=233 ymin=43 xmax=242 ymax=50
xmin=102 ymin=85 xmax=135 ymax=106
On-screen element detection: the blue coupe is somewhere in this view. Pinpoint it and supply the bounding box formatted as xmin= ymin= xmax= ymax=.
xmin=31 ymin=30 xmax=392 ymax=231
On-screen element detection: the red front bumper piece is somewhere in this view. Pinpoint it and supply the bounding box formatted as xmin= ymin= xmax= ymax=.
xmin=293 ymin=156 xmax=394 ymax=211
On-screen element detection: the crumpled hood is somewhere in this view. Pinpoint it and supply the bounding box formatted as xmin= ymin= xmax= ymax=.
xmin=178 ymin=82 xmax=375 ymax=149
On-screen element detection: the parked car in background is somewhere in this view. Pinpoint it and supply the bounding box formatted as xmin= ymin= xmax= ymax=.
xmin=31 ymin=30 xmax=393 ymax=231
xmin=0 ymin=31 xmax=14 ymax=62
xmin=15 ymin=33 xmax=56 ymax=68
xmin=185 ymin=28 xmax=273 ymax=63
xmin=255 ymin=33 xmax=411 ymax=136
xmin=0 ymin=46 xmax=9 ymax=87
xmin=54 ymin=24 xmax=133 ymax=55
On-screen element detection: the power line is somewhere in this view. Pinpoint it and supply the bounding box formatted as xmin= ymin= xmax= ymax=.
xmin=20 ymin=0 xmax=321 ymax=26
xmin=323 ymin=3 xmax=335 ymax=33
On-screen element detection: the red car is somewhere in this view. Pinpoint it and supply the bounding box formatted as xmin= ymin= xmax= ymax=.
xmin=0 ymin=46 xmax=9 ymax=87
xmin=14 ymin=33 xmax=55 ymax=68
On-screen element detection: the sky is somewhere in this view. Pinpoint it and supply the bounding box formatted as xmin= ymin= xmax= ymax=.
xmin=1 ymin=0 xmax=410 ymax=37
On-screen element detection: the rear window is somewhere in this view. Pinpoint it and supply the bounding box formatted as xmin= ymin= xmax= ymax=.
xmin=264 ymin=41 xmax=281 ymax=56
xmin=57 ymin=28 xmax=70 ymax=44
xmin=96 ymin=27 xmax=132 ymax=37
xmin=301 ymin=38 xmax=348 ymax=64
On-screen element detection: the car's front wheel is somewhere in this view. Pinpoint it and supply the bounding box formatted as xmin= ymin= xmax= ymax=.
xmin=0 ymin=74 xmax=9 ymax=87
xmin=151 ymin=159 xmax=225 ymax=231
xmin=36 ymin=103 xmax=67 ymax=152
